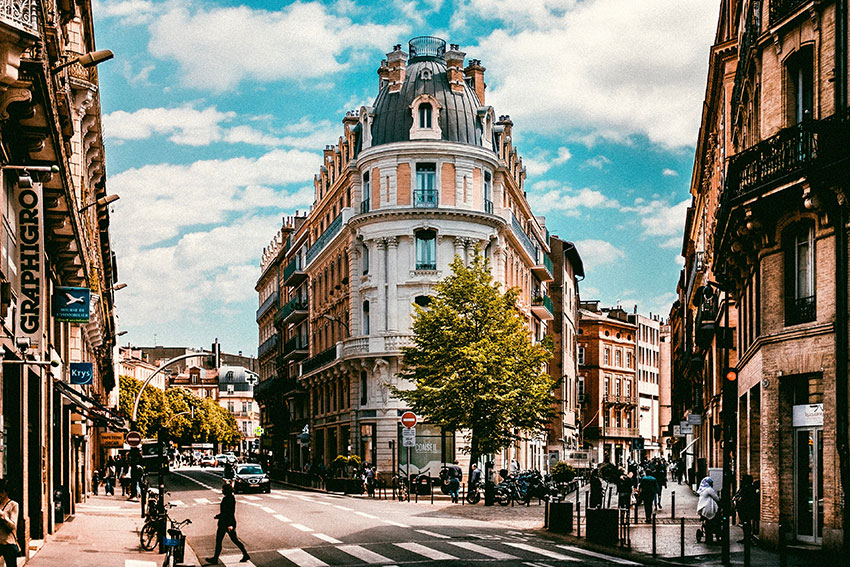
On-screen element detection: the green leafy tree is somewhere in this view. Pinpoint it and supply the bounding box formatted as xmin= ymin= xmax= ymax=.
xmin=396 ymin=252 xmax=555 ymax=476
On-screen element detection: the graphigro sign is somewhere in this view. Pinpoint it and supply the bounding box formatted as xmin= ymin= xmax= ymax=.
xmin=18 ymin=183 xmax=43 ymax=348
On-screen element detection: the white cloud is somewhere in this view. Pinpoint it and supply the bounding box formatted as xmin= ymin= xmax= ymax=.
xmin=103 ymin=105 xmax=236 ymax=146
xmin=147 ymin=2 xmax=409 ymax=91
xmin=530 ymin=186 xmax=619 ymax=215
xmin=553 ymin=146 xmax=572 ymax=164
xmin=471 ymin=0 xmax=717 ymax=148
xmin=624 ymin=198 xmax=690 ymax=238
xmin=662 ymin=168 xmax=679 ymax=177
xmin=574 ymin=239 xmax=625 ymax=270
xmin=582 ymin=155 xmax=612 ymax=170
xmin=94 ymin=0 xmax=157 ymax=25
xmin=523 ymin=146 xmax=572 ymax=175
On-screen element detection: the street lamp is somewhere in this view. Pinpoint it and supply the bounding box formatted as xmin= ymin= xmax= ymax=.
xmin=51 ymin=50 xmax=114 ymax=73
xmin=320 ymin=313 xmax=350 ymax=337
xmin=112 ymin=283 xmax=127 ymax=291
xmin=79 ymin=194 xmax=119 ymax=212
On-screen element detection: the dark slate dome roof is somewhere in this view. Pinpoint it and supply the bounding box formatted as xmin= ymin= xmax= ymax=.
xmin=370 ymin=57 xmax=484 ymax=147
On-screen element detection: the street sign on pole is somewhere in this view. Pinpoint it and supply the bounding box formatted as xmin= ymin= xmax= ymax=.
xmin=400 ymin=411 xmax=417 ymax=428
xmin=402 ymin=427 xmax=416 ymax=448
xmin=126 ymin=431 xmax=142 ymax=447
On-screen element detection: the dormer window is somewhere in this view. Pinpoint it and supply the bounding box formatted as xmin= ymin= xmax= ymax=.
xmin=410 ymin=95 xmax=442 ymax=140
xmin=419 ymin=103 xmax=432 ymax=128
xmin=419 ymin=68 xmax=432 ymax=80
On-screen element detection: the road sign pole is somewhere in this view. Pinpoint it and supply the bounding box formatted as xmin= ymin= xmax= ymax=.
xmin=406 ymin=446 xmax=411 ymax=502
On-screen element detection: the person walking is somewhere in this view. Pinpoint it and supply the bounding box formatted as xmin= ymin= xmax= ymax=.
xmin=638 ymin=472 xmax=657 ymax=522
xmin=91 ymin=468 xmax=100 ymax=496
xmin=447 ymin=461 xmax=462 ymax=503
xmin=655 ymin=459 xmax=667 ymax=509
xmin=733 ymin=474 xmax=758 ymax=542
xmin=103 ymin=459 xmax=115 ymax=496
xmin=365 ymin=465 xmax=376 ymax=497
xmin=616 ymin=471 xmax=633 ymax=509
xmin=206 ymin=483 xmax=250 ymax=564
xmin=468 ymin=463 xmax=481 ymax=493
xmin=589 ymin=469 xmax=603 ymax=508
xmin=0 ymin=479 xmax=20 ymax=567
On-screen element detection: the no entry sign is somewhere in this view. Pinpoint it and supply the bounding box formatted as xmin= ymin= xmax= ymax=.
xmin=126 ymin=431 xmax=142 ymax=447
xmin=400 ymin=411 xmax=417 ymax=428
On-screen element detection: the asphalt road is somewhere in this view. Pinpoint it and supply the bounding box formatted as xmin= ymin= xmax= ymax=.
xmin=163 ymin=466 xmax=641 ymax=567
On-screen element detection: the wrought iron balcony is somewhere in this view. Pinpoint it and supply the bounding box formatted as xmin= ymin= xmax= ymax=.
xmin=531 ymin=250 xmax=553 ymax=281
xmin=360 ymin=198 xmax=370 ymax=214
xmin=511 ymin=212 xmax=541 ymax=263
xmin=0 ymin=0 xmax=38 ymax=37
xmin=409 ymin=36 xmax=446 ymax=59
xmin=257 ymin=334 xmax=279 ymax=359
xmin=301 ymin=345 xmax=339 ymax=375
xmin=530 ymin=294 xmax=553 ymax=321
xmin=256 ymin=290 xmax=279 ymax=321
xmin=280 ymin=295 xmax=308 ymax=325
xmin=306 ymin=213 xmax=343 ymax=266
xmin=415 ymin=262 xmax=436 ymax=271
xmin=484 ymin=199 xmax=494 ymax=214
xmin=283 ymin=256 xmax=307 ymax=287
xmin=283 ymin=336 xmax=309 ymax=360
xmin=413 ymin=189 xmax=438 ymax=208
xmin=769 ymin=0 xmax=808 ymax=25
xmin=786 ymin=295 xmax=816 ymax=326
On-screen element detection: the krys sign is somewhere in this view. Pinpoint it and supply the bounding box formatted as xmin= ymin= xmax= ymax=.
xmin=18 ymin=183 xmax=43 ymax=348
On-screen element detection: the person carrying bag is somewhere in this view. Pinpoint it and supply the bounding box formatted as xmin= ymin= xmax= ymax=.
xmin=0 ymin=479 xmax=20 ymax=567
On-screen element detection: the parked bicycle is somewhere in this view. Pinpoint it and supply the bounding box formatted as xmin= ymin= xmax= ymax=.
xmin=140 ymin=502 xmax=176 ymax=551
xmin=162 ymin=517 xmax=191 ymax=567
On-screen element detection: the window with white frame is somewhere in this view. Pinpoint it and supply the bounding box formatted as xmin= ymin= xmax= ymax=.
xmin=409 ymin=95 xmax=442 ymax=140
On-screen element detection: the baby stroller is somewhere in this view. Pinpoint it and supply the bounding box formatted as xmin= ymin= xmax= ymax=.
xmin=696 ymin=513 xmax=721 ymax=543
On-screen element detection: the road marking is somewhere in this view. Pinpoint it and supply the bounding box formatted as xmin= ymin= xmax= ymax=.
xmin=193 ymin=498 xmax=211 ymax=504
xmin=219 ymin=555 xmax=256 ymax=567
xmin=332 ymin=505 xmax=352 ymax=511
xmin=125 ymin=561 xmax=157 ymax=567
xmin=523 ymin=562 xmax=553 ymax=567
xmin=291 ymin=523 xmax=313 ymax=532
xmin=242 ymin=495 xmax=261 ymax=501
xmin=415 ymin=529 xmax=450 ymax=539
xmin=555 ymin=545 xmax=642 ymax=565
xmin=312 ymin=533 xmax=342 ymax=544
xmin=354 ymin=511 xmax=378 ymax=519
xmin=274 ymin=514 xmax=291 ymax=522
xmin=296 ymin=495 xmax=314 ymax=501
xmin=278 ymin=549 xmax=327 ymax=567
xmin=382 ymin=519 xmax=410 ymax=528
xmin=338 ymin=545 xmax=393 ymax=564
xmin=502 ymin=542 xmax=578 ymax=561
xmin=267 ymin=493 xmax=287 ymax=499
xmin=313 ymin=500 xmax=332 ymax=506
xmin=171 ymin=470 xmax=217 ymax=491
xmin=469 ymin=533 xmax=501 ymax=540
xmin=260 ymin=506 xmax=276 ymax=513
xmin=169 ymin=500 xmax=184 ymax=507
xmin=446 ymin=541 xmax=518 ymax=560
xmin=394 ymin=542 xmax=457 ymax=560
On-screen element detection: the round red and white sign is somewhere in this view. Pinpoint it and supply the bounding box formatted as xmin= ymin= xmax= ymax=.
xmin=400 ymin=411 xmax=417 ymax=428
xmin=126 ymin=431 xmax=142 ymax=447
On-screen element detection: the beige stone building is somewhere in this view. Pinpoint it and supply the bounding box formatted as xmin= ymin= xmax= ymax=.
xmin=671 ymin=0 xmax=849 ymax=552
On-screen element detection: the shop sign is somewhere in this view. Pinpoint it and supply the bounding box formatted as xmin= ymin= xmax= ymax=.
xmin=69 ymin=362 xmax=94 ymax=385
xmin=53 ymin=287 xmax=91 ymax=323
xmin=687 ymin=414 xmax=703 ymax=425
xmin=18 ymin=183 xmax=43 ymax=348
xmin=100 ymin=432 xmax=124 ymax=448
xmin=673 ymin=425 xmax=682 ymax=437
xmin=792 ymin=403 xmax=824 ymax=427
xmin=679 ymin=422 xmax=693 ymax=435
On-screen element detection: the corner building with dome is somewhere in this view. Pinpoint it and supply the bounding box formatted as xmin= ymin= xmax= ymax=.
xmin=255 ymin=37 xmax=583 ymax=481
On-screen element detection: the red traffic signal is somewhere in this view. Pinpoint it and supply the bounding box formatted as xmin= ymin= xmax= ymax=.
xmin=725 ymin=369 xmax=738 ymax=382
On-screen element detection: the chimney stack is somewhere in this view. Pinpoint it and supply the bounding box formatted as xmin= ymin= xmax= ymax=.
xmin=377 ymin=59 xmax=389 ymax=91
xmin=445 ymin=43 xmax=466 ymax=94
xmin=386 ymin=45 xmax=407 ymax=94
xmin=464 ymin=59 xmax=486 ymax=104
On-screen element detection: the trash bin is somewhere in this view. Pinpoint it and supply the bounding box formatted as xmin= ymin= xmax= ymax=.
xmin=547 ymin=502 xmax=573 ymax=534
xmin=585 ymin=508 xmax=618 ymax=545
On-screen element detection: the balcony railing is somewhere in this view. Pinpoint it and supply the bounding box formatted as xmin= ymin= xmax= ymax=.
xmin=731 ymin=3 xmax=759 ymax=116
xmin=602 ymin=427 xmax=639 ymax=438
xmin=409 ymin=36 xmax=446 ymax=59
xmin=413 ymin=189 xmax=438 ymax=208
xmin=769 ymin=0 xmax=808 ymax=25
xmin=256 ymin=290 xmax=278 ymax=321
xmin=725 ymin=121 xmax=818 ymax=202
xmin=511 ymin=213 xmax=540 ymax=262
xmin=283 ymin=256 xmax=305 ymax=286
xmin=484 ymin=199 xmax=494 ymax=214
xmin=531 ymin=249 xmax=553 ymax=281
xmin=0 ymin=0 xmax=38 ymax=36
xmin=301 ymin=345 xmax=339 ymax=375
xmin=786 ymin=295 xmax=816 ymax=326
xmin=258 ymin=334 xmax=279 ymax=359
xmin=306 ymin=213 xmax=343 ymax=265
xmin=415 ymin=262 xmax=436 ymax=271
xmin=530 ymin=294 xmax=554 ymax=320
xmin=360 ymin=199 xmax=370 ymax=213
xmin=281 ymin=295 xmax=308 ymax=324
xmin=283 ymin=336 xmax=309 ymax=357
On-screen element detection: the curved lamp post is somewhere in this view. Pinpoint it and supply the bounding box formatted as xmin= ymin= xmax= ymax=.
xmin=131 ymin=352 xmax=209 ymax=424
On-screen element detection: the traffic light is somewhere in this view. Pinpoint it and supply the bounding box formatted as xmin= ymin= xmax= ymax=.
xmin=722 ymin=368 xmax=738 ymax=448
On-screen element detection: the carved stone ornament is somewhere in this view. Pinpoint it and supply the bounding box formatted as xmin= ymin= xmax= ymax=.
xmin=0 ymin=85 xmax=31 ymax=120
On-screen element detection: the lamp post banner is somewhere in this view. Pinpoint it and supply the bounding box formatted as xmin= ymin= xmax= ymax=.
xmin=18 ymin=182 xmax=43 ymax=349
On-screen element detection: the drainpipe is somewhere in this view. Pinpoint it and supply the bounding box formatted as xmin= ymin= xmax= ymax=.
xmin=834 ymin=0 xmax=850 ymax=558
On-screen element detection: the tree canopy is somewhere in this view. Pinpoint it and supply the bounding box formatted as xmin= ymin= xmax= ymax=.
xmin=119 ymin=375 xmax=240 ymax=446
xmin=396 ymin=252 xmax=555 ymax=464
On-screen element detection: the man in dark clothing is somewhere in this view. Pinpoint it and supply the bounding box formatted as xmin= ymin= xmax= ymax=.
xmin=639 ymin=474 xmax=657 ymax=522
xmin=447 ymin=461 xmax=462 ymax=503
xmin=206 ymin=483 xmax=250 ymax=564
xmin=468 ymin=463 xmax=482 ymax=491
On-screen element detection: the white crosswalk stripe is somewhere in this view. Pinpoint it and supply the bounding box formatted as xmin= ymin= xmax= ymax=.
xmin=312 ymin=533 xmax=342 ymax=544
xmin=394 ymin=541 xmax=458 ymax=560
xmin=260 ymin=506 xmax=276 ymax=513
xmin=274 ymin=514 xmax=291 ymax=522
xmin=220 ymin=554 xmax=256 ymax=567
xmin=278 ymin=548 xmax=328 ymax=567
xmin=337 ymin=544 xmax=393 ymax=564
xmin=415 ymin=529 xmax=450 ymax=539
xmin=381 ymin=519 xmax=409 ymax=528
xmin=193 ymin=497 xmax=211 ymax=504
xmin=267 ymin=493 xmax=287 ymax=499
xmin=502 ymin=541 xmax=579 ymax=561
xmin=556 ymin=544 xmax=642 ymax=565
xmin=446 ymin=540 xmax=518 ymax=560
xmin=125 ymin=561 xmax=156 ymax=567
xmin=354 ymin=511 xmax=378 ymax=519
xmin=169 ymin=500 xmax=184 ymax=507
xmin=332 ymin=505 xmax=352 ymax=511
xmin=242 ymin=495 xmax=261 ymax=501
xmin=291 ymin=523 xmax=313 ymax=532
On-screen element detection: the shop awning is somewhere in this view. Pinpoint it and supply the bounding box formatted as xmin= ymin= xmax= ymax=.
xmin=53 ymin=380 xmax=127 ymax=431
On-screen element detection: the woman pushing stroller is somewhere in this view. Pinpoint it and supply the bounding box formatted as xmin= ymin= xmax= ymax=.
xmin=696 ymin=476 xmax=721 ymax=543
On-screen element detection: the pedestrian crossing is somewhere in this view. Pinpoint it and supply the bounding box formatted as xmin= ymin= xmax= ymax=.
xmin=265 ymin=538 xmax=627 ymax=567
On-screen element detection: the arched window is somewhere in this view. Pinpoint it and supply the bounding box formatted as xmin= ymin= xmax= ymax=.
xmin=414 ymin=295 xmax=431 ymax=307
xmin=415 ymin=229 xmax=436 ymax=270
xmin=362 ymin=244 xmax=369 ymax=275
xmin=419 ymin=103 xmax=432 ymax=128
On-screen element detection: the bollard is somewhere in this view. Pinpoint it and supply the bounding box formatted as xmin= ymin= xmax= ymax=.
xmin=671 ymin=490 xmax=675 ymax=519
xmin=743 ymin=523 xmax=751 ymax=567
xmin=607 ymin=488 xmax=612 ymax=509
xmin=634 ymin=497 xmax=639 ymax=524
xmin=461 ymin=483 xmax=465 ymax=506
xmin=652 ymin=512 xmax=657 ymax=557
xmin=576 ymin=501 xmax=581 ymax=538
xmin=585 ymin=490 xmax=589 ymax=509
xmin=680 ymin=517 xmax=685 ymax=558
xmin=431 ymin=479 xmax=434 ymax=505
xmin=415 ymin=481 xmax=419 ymax=503
xmin=779 ymin=523 xmax=787 ymax=567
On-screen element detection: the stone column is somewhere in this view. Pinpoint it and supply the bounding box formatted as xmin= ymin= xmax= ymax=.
xmin=386 ymin=237 xmax=398 ymax=331
xmin=348 ymin=241 xmax=361 ymax=336
xmin=377 ymin=239 xmax=387 ymax=332
xmin=454 ymin=237 xmax=466 ymax=264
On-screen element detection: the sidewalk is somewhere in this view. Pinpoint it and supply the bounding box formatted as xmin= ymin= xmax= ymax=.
xmin=25 ymin=494 xmax=201 ymax=567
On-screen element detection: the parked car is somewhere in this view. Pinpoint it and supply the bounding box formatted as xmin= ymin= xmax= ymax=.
xmin=215 ymin=453 xmax=237 ymax=466
xmin=199 ymin=455 xmax=217 ymax=468
xmin=232 ymin=464 xmax=271 ymax=494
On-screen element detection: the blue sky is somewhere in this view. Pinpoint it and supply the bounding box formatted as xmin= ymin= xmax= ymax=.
xmin=93 ymin=0 xmax=718 ymax=355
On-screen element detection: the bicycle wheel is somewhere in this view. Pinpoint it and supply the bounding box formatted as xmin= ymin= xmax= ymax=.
xmin=140 ymin=521 xmax=158 ymax=551
xmin=162 ymin=549 xmax=176 ymax=567
xmin=495 ymin=488 xmax=510 ymax=506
